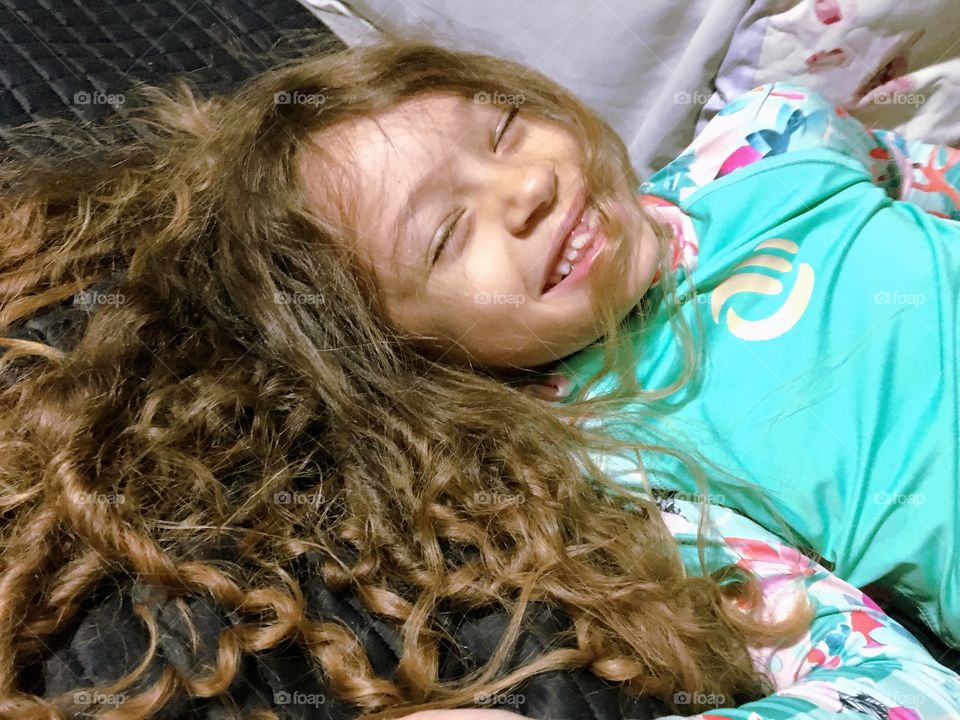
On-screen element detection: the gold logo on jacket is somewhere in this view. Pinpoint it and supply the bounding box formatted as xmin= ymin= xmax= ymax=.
xmin=710 ymin=238 xmax=814 ymax=341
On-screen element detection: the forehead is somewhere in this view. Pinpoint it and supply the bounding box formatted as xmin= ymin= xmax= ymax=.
xmin=299 ymin=92 xmax=472 ymax=297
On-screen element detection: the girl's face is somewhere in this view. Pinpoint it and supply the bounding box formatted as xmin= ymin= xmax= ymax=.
xmin=299 ymin=92 xmax=661 ymax=369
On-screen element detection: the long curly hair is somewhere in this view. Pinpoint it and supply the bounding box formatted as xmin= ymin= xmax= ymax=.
xmin=0 ymin=29 xmax=810 ymax=719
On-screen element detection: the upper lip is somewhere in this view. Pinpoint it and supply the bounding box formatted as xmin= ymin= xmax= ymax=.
xmin=540 ymin=187 xmax=587 ymax=294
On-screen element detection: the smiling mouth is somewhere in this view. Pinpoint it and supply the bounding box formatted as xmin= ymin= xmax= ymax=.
xmin=542 ymin=205 xmax=600 ymax=294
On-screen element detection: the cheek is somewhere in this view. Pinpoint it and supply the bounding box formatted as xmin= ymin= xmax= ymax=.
xmin=464 ymin=259 xmax=511 ymax=292
xmin=450 ymin=250 xmax=526 ymax=301
xmin=395 ymin=286 xmax=491 ymax=342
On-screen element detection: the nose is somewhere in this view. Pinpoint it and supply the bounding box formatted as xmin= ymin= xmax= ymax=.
xmin=501 ymin=160 xmax=556 ymax=236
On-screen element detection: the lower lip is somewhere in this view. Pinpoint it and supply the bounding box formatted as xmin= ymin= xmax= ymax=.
xmin=543 ymin=227 xmax=606 ymax=296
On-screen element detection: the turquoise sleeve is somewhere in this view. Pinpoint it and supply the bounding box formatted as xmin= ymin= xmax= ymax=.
xmin=642 ymin=81 xmax=960 ymax=222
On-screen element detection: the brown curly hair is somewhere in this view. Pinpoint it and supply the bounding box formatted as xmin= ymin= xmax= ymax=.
xmin=0 ymin=28 xmax=810 ymax=719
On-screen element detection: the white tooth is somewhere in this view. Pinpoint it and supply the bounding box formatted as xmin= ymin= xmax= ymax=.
xmin=557 ymin=260 xmax=572 ymax=275
xmin=565 ymin=248 xmax=580 ymax=261
xmin=570 ymin=232 xmax=591 ymax=250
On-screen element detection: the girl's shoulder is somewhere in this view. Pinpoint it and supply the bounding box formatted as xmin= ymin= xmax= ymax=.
xmin=641 ymin=82 xmax=899 ymax=205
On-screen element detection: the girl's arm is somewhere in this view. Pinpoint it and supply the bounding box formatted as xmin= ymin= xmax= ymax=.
xmin=643 ymin=81 xmax=960 ymax=220
xmin=653 ymin=501 xmax=960 ymax=719
xmin=870 ymin=128 xmax=960 ymax=219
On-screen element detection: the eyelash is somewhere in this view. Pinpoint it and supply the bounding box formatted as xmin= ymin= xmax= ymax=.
xmin=430 ymin=106 xmax=520 ymax=266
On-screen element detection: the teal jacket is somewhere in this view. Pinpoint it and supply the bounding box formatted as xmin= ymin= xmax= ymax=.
xmin=554 ymin=82 xmax=960 ymax=650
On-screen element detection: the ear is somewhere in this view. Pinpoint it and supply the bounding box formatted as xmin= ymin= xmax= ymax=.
xmin=517 ymin=372 xmax=572 ymax=401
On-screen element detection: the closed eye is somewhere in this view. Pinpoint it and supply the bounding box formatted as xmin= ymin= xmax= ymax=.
xmin=430 ymin=106 xmax=521 ymax=268
xmin=493 ymin=105 xmax=520 ymax=151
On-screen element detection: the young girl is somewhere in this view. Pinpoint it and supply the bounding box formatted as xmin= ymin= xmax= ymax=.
xmin=1 ymin=34 xmax=958 ymax=719
xmin=297 ymin=48 xmax=960 ymax=660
